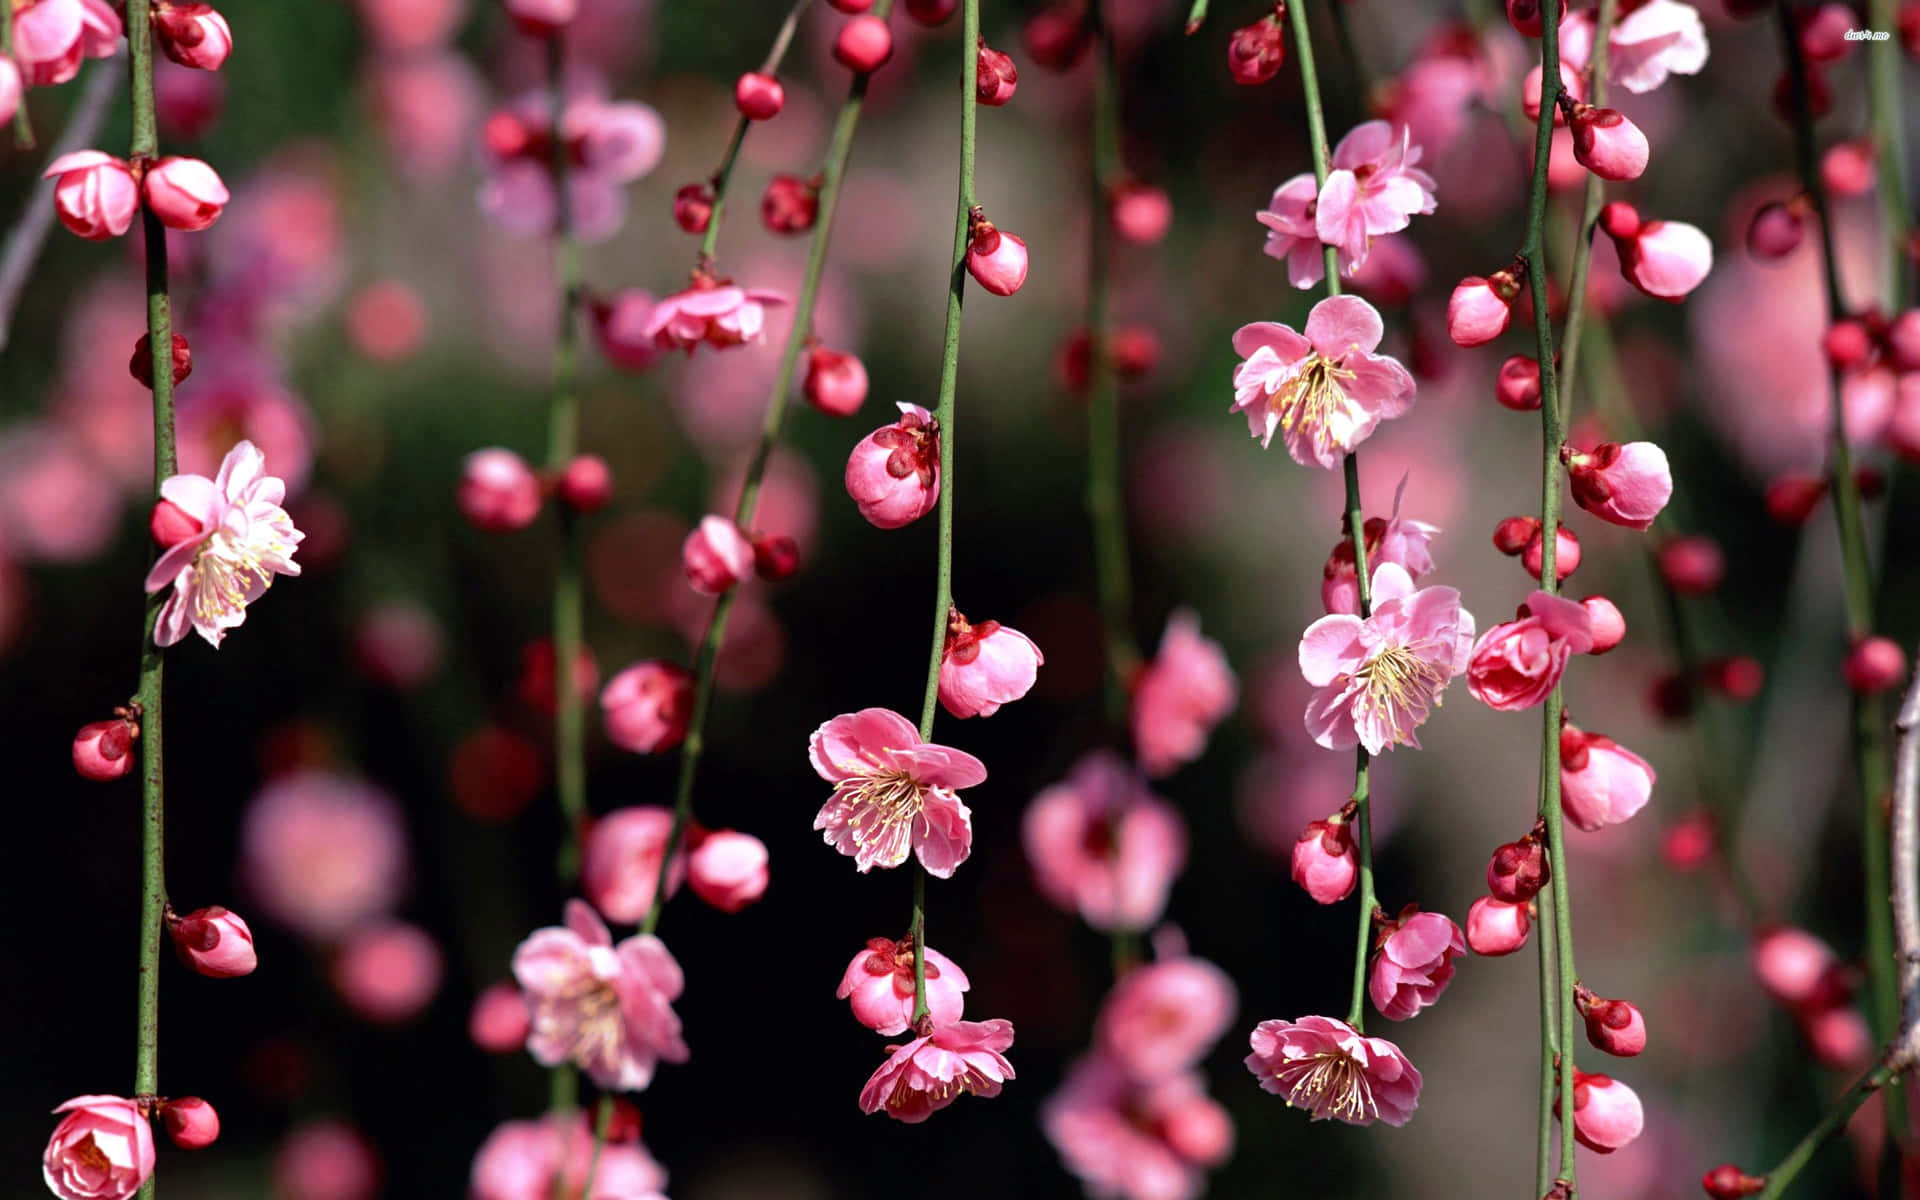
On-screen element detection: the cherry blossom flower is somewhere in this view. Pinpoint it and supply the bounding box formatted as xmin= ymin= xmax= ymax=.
xmin=1244 ymin=1015 xmax=1421 ymax=1126
xmin=1292 ymin=812 xmax=1357 ymax=903
xmin=1098 ymin=957 xmax=1237 ymax=1083
xmin=581 ymin=806 xmax=685 ymax=924
xmin=470 ymin=1113 xmax=667 ymax=1200
xmin=1024 ymin=750 xmax=1187 ymax=931
xmin=939 ymin=609 xmax=1043 ymax=718
xmin=43 ymin=151 xmax=139 ymax=241
xmin=600 ymin=661 xmax=694 ymax=754
xmin=13 ymin=0 xmax=121 ymax=87
xmin=1565 ymin=440 xmax=1674 ymax=529
xmin=642 ymin=280 xmax=787 ymax=354
xmin=1042 ymin=1056 xmax=1233 ymax=1200
xmin=144 ymin=440 xmax=303 ymax=648
xmin=1258 ymin=174 xmax=1349 ymax=289
xmin=846 ymin=403 xmax=941 ymax=529
xmin=1300 ymin=562 xmax=1475 ymax=754
xmin=1231 ymin=295 xmax=1416 ymax=468
xmin=1314 ymin=121 xmax=1437 ymax=271
xmin=1321 ymin=478 xmax=1439 ymax=615
xmin=1465 ymin=896 xmax=1531 ymax=955
xmin=1560 ymin=724 xmax=1655 ymax=831
xmin=241 ymin=769 xmax=408 ymax=941
xmin=1562 ymin=0 xmax=1708 ymax=95
xmin=477 ymin=90 xmax=664 ymax=241
xmin=1368 ymin=907 xmax=1467 ymax=1021
xmin=43 ymin=1095 xmax=154 ymax=1200
xmin=837 ymin=937 xmax=971 ymax=1035
xmin=1465 ymin=591 xmax=1594 ymax=711
xmin=512 ymin=900 xmax=689 ymax=1092
xmin=858 ymin=1018 xmax=1016 ymax=1123
xmin=809 ymin=707 xmax=985 ymax=877
xmin=1131 ymin=608 xmax=1237 ymax=777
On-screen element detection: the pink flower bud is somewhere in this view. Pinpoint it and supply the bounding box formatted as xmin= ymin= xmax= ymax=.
xmin=1566 ymin=1071 xmax=1644 ymax=1153
xmin=1521 ymin=63 xmax=1582 ymax=123
xmin=1702 ymin=1165 xmax=1767 ymax=1198
xmin=154 ymin=2 xmax=233 ymax=71
xmin=752 ymin=532 xmax=800 ymax=581
xmin=169 ymin=905 xmax=258 ymax=978
xmin=833 ymin=14 xmax=894 ymax=73
xmin=600 ymin=661 xmax=693 ymax=754
xmin=733 ymin=71 xmax=784 ymax=121
xmin=13 ymin=0 xmax=87 ymax=88
xmin=905 ymin=0 xmax=956 ymax=23
xmin=1108 ymin=180 xmax=1171 ymax=245
xmin=1663 ymin=809 xmax=1715 ymax=870
xmin=73 ymin=718 xmax=137 ymax=781
xmin=502 ymin=0 xmax=577 ymax=36
xmin=1486 ymin=835 xmax=1548 ymax=902
xmin=682 ymin=515 xmax=755 ymax=595
xmin=1843 ymin=635 xmax=1906 ymax=694
xmin=0 ymin=61 xmax=19 ymax=129
xmin=1580 ymin=596 xmax=1626 ymax=654
xmin=1506 ymin=0 xmax=1543 ymax=36
xmin=845 ymin=403 xmax=940 ymax=529
xmin=837 ymin=936 xmax=970 ymax=1035
xmin=976 ymin=40 xmax=1018 ymax=105
xmin=43 ymin=1096 xmax=155 ymax=1200
xmin=149 ymin=498 xmax=203 ymax=548
xmin=43 ymin=151 xmax=140 ymax=241
xmin=761 ymin=173 xmax=818 ymax=235
xmin=1465 ymin=896 xmax=1530 ymax=956
xmin=939 ymin=611 xmax=1043 ymax=718
xmin=1751 ymin=925 xmax=1838 ymax=1008
xmin=1658 ymin=535 xmax=1724 ymax=595
xmin=1823 ymin=318 xmax=1873 ymax=369
xmin=1560 ymin=724 xmax=1654 ymax=831
xmin=1703 ymin=655 xmax=1764 ymax=701
xmin=686 ymin=829 xmax=769 ymax=912
xmin=1564 ymin=441 xmax=1673 ymax=530
xmin=1024 ymin=5 xmax=1090 ymax=70
xmin=1612 ymin=217 xmax=1715 ymax=301
xmin=1803 ymin=1004 xmax=1871 ymax=1069
xmin=161 ymin=1097 xmax=220 ymax=1149
xmin=1821 ymin=137 xmax=1875 ymax=196
xmin=1598 ymin=200 xmax=1641 ymax=240
xmin=581 ymin=806 xmax=685 ymax=921
xmin=1746 ymin=200 xmax=1805 ymax=260
xmin=1764 ymin=473 xmax=1826 ymax=524
xmin=142 ymin=156 xmax=230 ymax=232
xmin=1495 ymin=355 xmax=1542 ymax=410
xmin=556 ymin=454 xmax=612 ymax=513
xmin=129 ymin=332 xmax=193 ymax=390
xmin=673 ymin=182 xmax=714 ymax=234
xmin=468 ymin=982 xmax=531 ymax=1053
xmin=1446 ymin=274 xmax=1516 ymax=347
xmin=1291 ymin=814 xmax=1357 ymax=904
xmin=1569 ymin=104 xmax=1649 ymax=182
xmin=1492 ymin=515 xmax=1540 ymax=556
xmin=967 ymin=224 xmax=1029 ymax=296
xmin=1227 ymin=14 xmax=1286 ymax=84
xmin=803 ymin=347 xmax=869 ymax=417
xmin=457 ymin=448 xmax=542 ymax=532
xmin=1521 ymin=524 xmax=1581 ymax=582
xmin=1577 ymin=988 xmax=1647 ymax=1057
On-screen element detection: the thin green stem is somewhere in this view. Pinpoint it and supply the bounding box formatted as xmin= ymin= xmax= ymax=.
xmin=697 ymin=0 xmax=814 ymax=266
xmin=546 ymin=1066 xmax=578 ymax=1200
xmin=641 ymin=0 xmax=896 ymax=937
xmin=1536 ymin=898 xmax=1558 ymax=1195
xmin=577 ymin=1092 xmax=615 ymax=1199
xmin=908 ymin=867 xmax=929 ymax=1027
xmin=1864 ymin=0 xmax=1911 ymax=309
xmin=1754 ymin=1062 xmax=1895 ymax=1199
xmin=1 ymin=0 xmax=32 ymax=149
xmin=1553 ymin=0 xmax=1615 ymax=418
xmin=1182 ymin=0 xmax=1208 ymax=34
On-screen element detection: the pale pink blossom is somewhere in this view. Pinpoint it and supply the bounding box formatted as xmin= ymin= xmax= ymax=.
xmin=1098 ymin=958 xmax=1237 ymax=1083
xmin=1321 ymin=479 xmax=1439 ymax=614
xmin=1566 ymin=440 xmax=1673 ymax=529
xmin=1314 ymin=121 xmax=1437 ymax=270
xmin=1465 ymin=590 xmax=1593 ymax=711
xmin=1258 ymin=174 xmax=1348 ymax=289
xmin=1368 ymin=908 xmax=1466 ymax=1021
xmin=1023 ymin=750 xmax=1188 ymax=931
xmin=1446 ymin=273 xmax=1517 ymax=347
xmin=143 ymin=156 xmax=229 ymax=232
xmin=600 ymin=661 xmax=694 ymax=754
xmin=43 ymin=1096 xmax=154 ymax=1200
xmin=681 ymin=515 xmax=754 ymax=595
xmin=143 ymin=440 xmax=302 ymax=647
xmin=1570 ymin=105 xmax=1650 ymax=182
xmin=331 ymin=920 xmax=442 ymax=1024
xmin=43 ymin=151 xmax=139 ymax=241
xmin=1465 ymin=895 xmax=1531 ymax=955
xmin=513 ymin=900 xmax=689 ymax=1092
xmin=167 ymin=905 xmax=256 ymax=978
xmin=241 ymin=769 xmax=408 ymax=942
xmin=1131 ymin=609 xmax=1236 ymax=775
xmin=837 ymin=937 xmax=971 ymax=1035
xmin=939 ymin=610 xmax=1043 ymax=718
xmin=1561 ymin=0 xmax=1708 ymax=95
xmin=810 ymin=708 xmax=983 ymax=877
xmin=1301 ymin=562 xmax=1475 ymax=754
xmin=1244 ymin=1015 xmax=1420 ymax=1126
xmin=966 ymin=226 xmax=1028 ymax=295
xmin=685 ymin=828 xmax=768 ymax=912
xmin=1568 ymin=1070 xmax=1644 ymax=1152
xmin=641 ymin=281 xmax=786 ymax=354
xmin=1043 ymin=1057 xmax=1233 ymax=1200
xmin=1560 ymin=724 xmax=1655 ymax=831
xmin=858 ymin=1018 xmax=1016 ymax=1123
xmin=845 ymin=403 xmax=940 ymax=528
xmin=581 ymin=806 xmax=685 ymax=925
xmin=469 ymin=1113 xmax=667 ymax=1200
xmin=1231 ymin=295 xmax=1416 ymax=468
xmin=1602 ymin=204 xmax=1713 ymax=300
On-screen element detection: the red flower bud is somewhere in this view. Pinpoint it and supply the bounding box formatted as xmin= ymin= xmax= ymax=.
xmin=130 ymin=332 xmax=193 ymax=389
xmin=733 ymin=71 xmax=785 ymax=121
xmin=762 ymin=174 xmax=819 ymax=235
xmin=1227 ymin=13 xmax=1286 ymax=85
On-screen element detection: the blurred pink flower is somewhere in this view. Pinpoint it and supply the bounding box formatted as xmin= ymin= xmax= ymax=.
xmin=858 ymin=1018 xmax=1016 ymax=1123
xmin=174 ymin=373 xmax=316 ymax=497
xmin=242 ymin=769 xmax=408 ymax=942
xmin=344 ymin=279 xmax=429 ymax=363
xmin=470 ymin=1114 xmax=668 ymax=1200
xmin=14 ymin=0 xmax=119 ymax=87
xmin=809 ymin=707 xmax=984 ymax=877
xmin=332 ymin=920 xmax=442 ymax=1024
xmin=352 ymin=0 xmax=465 ymax=53
xmin=478 ymin=92 xmax=663 ymax=241
xmin=367 ymin=54 xmax=481 ymax=183
xmin=0 ymin=425 xmax=120 ymax=564
xmin=1231 ymin=295 xmax=1416 ymax=468
xmin=42 ymin=1095 xmax=154 ymax=1200
xmin=1098 ymin=957 xmax=1237 ymax=1083
xmin=1244 ymin=1015 xmax=1420 ymax=1126
xmin=837 ymin=936 xmax=971 ymax=1035
xmin=469 ymin=983 xmax=531 ymax=1054
xmin=1023 ymin=751 xmax=1187 ymax=931
xmin=352 ymin=602 xmax=443 ymax=689
xmin=681 ymin=514 xmax=754 ymax=595
xmin=1466 ymin=590 xmax=1593 ymax=711
xmin=1368 ymin=908 xmax=1466 ymax=1021
xmin=642 ymin=281 xmax=786 ymax=354
xmin=144 ymin=440 xmax=303 ymax=648
xmin=1560 ymin=725 xmax=1655 ymax=831
xmin=1302 ymin=562 xmax=1474 ymax=753
xmin=513 ymin=900 xmax=689 ymax=1092
xmin=940 ymin=611 xmax=1043 ymax=718
xmin=685 ymin=828 xmax=768 ymax=912
xmin=581 ymin=806 xmax=685 ymax=924
xmin=1131 ymin=609 xmax=1236 ymax=777
xmin=600 ymin=661 xmax=693 ymax=754
xmin=1257 ymin=174 xmax=1346 ymax=290
xmin=272 ymin=1120 xmax=381 ymax=1200
xmin=1314 ymin=121 xmax=1437 ymax=270
xmin=1042 ymin=1057 xmax=1233 ymax=1200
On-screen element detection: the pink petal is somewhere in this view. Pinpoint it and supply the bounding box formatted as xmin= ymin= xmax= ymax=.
xmin=1298 ymin=615 xmax=1366 ymax=686
xmin=1304 ymin=294 xmax=1386 ymax=359
xmin=1231 ymin=320 xmax=1311 ymax=363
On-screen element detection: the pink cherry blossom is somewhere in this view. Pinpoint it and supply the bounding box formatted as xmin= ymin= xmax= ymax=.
xmin=1042 ymin=1056 xmax=1233 ymax=1200
xmin=43 ymin=151 xmax=140 ymax=242
xmin=1465 ymin=896 xmax=1531 ymax=955
xmin=1567 ymin=1070 xmax=1644 ymax=1153
xmin=167 ymin=905 xmax=257 ymax=977
xmin=1024 ymin=751 xmax=1188 ymax=931
xmin=153 ymin=3 xmax=232 ymax=71
xmin=1292 ymin=813 xmax=1357 ymax=903
xmin=1561 ymin=0 xmax=1708 ymax=95
xmin=685 ymin=829 xmax=768 ymax=912
xmin=1751 ymin=926 xmax=1842 ymax=1008
xmin=837 ymin=937 xmax=971 ymax=1035
xmin=1368 ymin=908 xmax=1467 ymax=1021
xmin=939 ymin=610 xmax=1043 ymax=718
xmin=469 ymin=983 xmax=532 ymax=1054
xmin=590 ymin=289 xmax=660 ymax=370
xmin=581 ymin=806 xmax=686 ymax=925
xmin=242 ymin=769 xmax=409 ymax=941
xmin=809 ymin=707 xmax=985 ymax=877
xmin=846 ymin=403 xmax=941 ymax=528
xmin=1300 ymin=562 xmax=1475 ymax=754
xmin=143 ymin=155 xmax=230 ymax=232
xmin=1465 ymin=590 xmax=1593 ymax=711
xmin=858 ymin=1018 xmax=1016 ymax=1123
xmin=1244 ymin=1015 xmax=1421 ymax=1126
xmin=144 ymin=440 xmax=303 ymax=648
xmin=1569 ymin=105 xmax=1649 ymax=182
xmin=1560 ymin=724 xmax=1655 ymax=831
xmin=1231 ymin=295 xmax=1416 ymax=468
xmin=1258 ymin=174 xmax=1350 ymax=289
xmin=1321 ymin=479 xmax=1439 ymax=615
xmin=469 ymin=1113 xmax=667 ymax=1200
xmin=641 ymin=281 xmax=786 ymax=354
xmin=1131 ymin=608 xmax=1236 ymax=776
xmin=1566 ymin=440 xmax=1674 ymax=529
xmin=966 ymin=226 xmax=1028 ymax=296
xmin=271 ymin=1120 xmax=380 ymax=1200
xmin=681 ymin=515 xmax=754 ymax=595
xmin=331 ymin=920 xmax=443 ymax=1024
xmin=1603 ymin=206 xmax=1713 ymax=300
xmin=513 ymin=900 xmax=689 ymax=1092
xmin=600 ymin=661 xmax=694 ymax=754
xmin=1098 ymin=957 xmax=1237 ymax=1084
xmin=13 ymin=0 xmax=108 ymax=87
xmin=1313 ymin=121 xmax=1437 ymax=271
xmin=1446 ymin=273 xmax=1517 ymax=347
xmin=477 ymin=91 xmax=663 ymax=241
xmin=43 ymin=1095 xmax=154 ymax=1200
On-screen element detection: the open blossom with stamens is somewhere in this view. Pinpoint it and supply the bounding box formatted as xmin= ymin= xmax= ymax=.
xmin=1313 ymin=121 xmax=1437 ymax=271
xmin=1299 ymin=562 xmax=1474 ymax=755
xmin=1258 ymin=174 xmax=1351 ymax=290
xmin=512 ymin=900 xmax=689 ymax=1093
xmin=144 ymin=440 xmax=303 ymax=648
xmin=1230 ymin=295 xmax=1415 ymax=469
xmin=809 ymin=707 xmax=984 ymax=878
xmin=837 ymin=937 xmax=970 ymax=1035
xmin=1466 ymin=591 xmax=1593 ymax=711
xmin=642 ymin=280 xmax=786 ymax=354
xmin=1244 ymin=1016 xmax=1421 ymax=1126
xmin=858 ymin=1018 xmax=1016 ymax=1123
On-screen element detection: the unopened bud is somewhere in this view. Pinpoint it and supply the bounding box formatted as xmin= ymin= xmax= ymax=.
xmin=1580 ymin=596 xmax=1626 ymax=654
xmin=1495 ymin=355 xmax=1542 ymax=410
xmin=1701 ymin=1165 xmax=1766 ymax=1198
xmin=161 ymin=1097 xmax=220 ymax=1150
xmin=73 ymin=718 xmax=138 ymax=782
xmin=556 ymin=454 xmax=613 ymax=513
xmin=752 ymin=533 xmax=800 ymax=581
xmin=1493 ymin=516 xmax=1540 ymax=556
xmin=1657 ymin=535 xmax=1725 ymax=595
xmin=130 ymin=332 xmax=193 ymax=389
xmin=762 ymin=174 xmax=819 ymax=235
xmin=1522 ymin=525 xmax=1581 ymax=582
xmin=733 ymin=71 xmax=785 ymax=121
xmin=168 ymin=905 xmax=258 ymax=978
xmin=1486 ymin=836 xmax=1549 ymax=903
xmin=1843 ymin=636 xmax=1906 ymax=694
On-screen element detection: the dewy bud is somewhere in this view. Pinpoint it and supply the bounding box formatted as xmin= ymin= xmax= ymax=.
xmin=1227 ymin=13 xmax=1286 ymax=85
xmin=161 ymin=1097 xmax=220 ymax=1150
xmin=967 ymin=218 xmax=1029 ymax=296
xmin=1495 ymin=355 xmax=1542 ymax=410
xmin=73 ymin=718 xmax=138 ymax=782
xmin=733 ymin=71 xmax=785 ymax=121
xmin=168 ymin=905 xmax=258 ymax=978
xmin=976 ymin=40 xmax=1018 ymax=106
xmin=130 ymin=332 xmax=193 ymax=389
xmin=1701 ymin=1165 xmax=1767 ymax=1198
xmin=1486 ymin=835 xmax=1549 ymax=902
xmin=1492 ymin=515 xmax=1541 ymax=556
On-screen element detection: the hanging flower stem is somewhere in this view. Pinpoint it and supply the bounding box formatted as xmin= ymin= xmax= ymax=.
xmin=1863 ymin=0 xmax=1911 ymax=308
xmin=1552 ymin=0 xmax=1615 ymax=415
xmin=697 ymin=0 xmax=813 ymax=264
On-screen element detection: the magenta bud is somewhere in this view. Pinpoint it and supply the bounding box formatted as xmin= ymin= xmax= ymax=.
xmin=1822 ymin=319 xmax=1873 ymax=370
xmin=130 ymin=332 xmax=193 ymax=389
xmin=556 ymin=454 xmax=613 ymax=513
xmin=752 ymin=532 xmax=800 ymax=581
xmin=967 ymin=226 xmax=1028 ymax=296
xmin=1108 ymin=180 xmax=1172 ymax=245
xmin=73 ymin=719 xmax=137 ymax=782
xmin=1579 ymin=991 xmax=1648 ymax=1057
xmin=1580 ymin=596 xmax=1626 ymax=654
xmin=1506 ymin=0 xmax=1543 ymax=36
xmin=674 ymin=182 xmax=715 ymax=234
xmin=1495 ymin=355 xmax=1542 ymax=411
xmin=976 ymin=40 xmax=1018 ymax=106
xmin=1447 ymin=275 xmax=1514 ymax=347
xmin=1521 ymin=525 xmax=1581 ymax=582
xmin=1465 ymin=896 xmax=1531 ymax=956
xmin=1843 ymin=636 xmax=1907 ymax=694
xmin=1702 ymin=1165 xmax=1767 ymax=1198
xmin=1290 ymin=815 xmax=1357 ymax=905
xmin=1569 ymin=104 xmax=1650 ymax=182
xmin=1486 ymin=837 xmax=1549 ymax=903
xmin=1746 ymin=201 xmax=1805 ymax=261
xmin=1492 ymin=515 xmax=1540 ymax=556
xmin=458 ymin=448 xmax=542 ymax=532
xmin=1024 ymin=5 xmax=1091 ymax=70
xmin=1703 ymin=655 xmax=1764 ymax=701
xmin=761 ymin=174 xmax=819 ymax=235
xmin=904 ymin=0 xmax=956 ymax=22
xmin=468 ymin=981 xmax=531 ymax=1053
xmin=168 ymin=905 xmax=258 ymax=978
xmin=1227 ymin=14 xmax=1286 ymax=84
xmin=803 ymin=347 xmax=869 ymax=417
xmin=733 ymin=71 xmax=784 ymax=121
xmin=1765 ymin=473 xmax=1826 ymax=524
xmin=1598 ymin=200 xmax=1642 ymax=241
xmin=161 ymin=1097 xmax=221 ymax=1149
xmin=833 ymin=15 xmax=894 ymax=73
